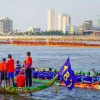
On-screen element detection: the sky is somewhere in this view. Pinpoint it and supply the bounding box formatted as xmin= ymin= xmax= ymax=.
xmin=0 ymin=0 xmax=100 ymax=31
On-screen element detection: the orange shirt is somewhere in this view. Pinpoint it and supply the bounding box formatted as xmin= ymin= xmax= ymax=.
xmin=0 ymin=62 xmax=6 ymax=71
xmin=25 ymin=57 xmax=32 ymax=68
xmin=0 ymin=63 xmax=3 ymax=71
xmin=6 ymin=58 xmax=14 ymax=72
xmin=16 ymin=75 xmax=25 ymax=87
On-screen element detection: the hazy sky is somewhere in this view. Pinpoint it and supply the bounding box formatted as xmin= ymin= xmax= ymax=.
xmin=0 ymin=0 xmax=100 ymax=31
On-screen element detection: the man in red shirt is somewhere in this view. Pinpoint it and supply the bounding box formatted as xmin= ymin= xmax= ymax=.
xmin=6 ymin=54 xmax=14 ymax=86
xmin=24 ymin=52 xmax=32 ymax=86
xmin=14 ymin=71 xmax=32 ymax=96
xmin=13 ymin=71 xmax=25 ymax=87
xmin=0 ymin=58 xmax=6 ymax=86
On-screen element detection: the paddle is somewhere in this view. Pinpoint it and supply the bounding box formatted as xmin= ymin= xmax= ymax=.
xmin=36 ymin=67 xmax=40 ymax=71
xmin=24 ymin=61 xmax=27 ymax=97
xmin=4 ymin=71 xmax=6 ymax=96
xmin=53 ymin=82 xmax=59 ymax=94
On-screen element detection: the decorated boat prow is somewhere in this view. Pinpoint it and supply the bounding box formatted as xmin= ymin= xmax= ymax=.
xmin=0 ymin=75 xmax=58 ymax=94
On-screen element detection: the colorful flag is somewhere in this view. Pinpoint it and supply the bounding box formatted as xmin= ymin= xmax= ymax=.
xmin=59 ymin=57 xmax=77 ymax=90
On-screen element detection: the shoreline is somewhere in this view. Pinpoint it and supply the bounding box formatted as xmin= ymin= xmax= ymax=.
xmin=11 ymin=44 xmax=100 ymax=48
xmin=0 ymin=35 xmax=100 ymax=48
xmin=0 ymin=35 xmax=100 ymax=41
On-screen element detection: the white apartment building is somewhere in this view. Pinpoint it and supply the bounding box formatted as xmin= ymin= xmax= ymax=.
xmin=58 ymin=13 xmax=71 ymax=31
xmin=47 ymin=9 xmax=55 ymax=31
xmin=0 ymin=17 xmax=13 ymax=33
xmin=58 ymin=13 xmax=64 ymax=31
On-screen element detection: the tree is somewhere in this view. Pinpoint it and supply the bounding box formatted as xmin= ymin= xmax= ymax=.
xmin=74 ymin=31 xmax=76 ymax=35
xmin=82 ymin=31 xmax=84 ymax=35
xmin=25 ymin=31 xmax=29 ymax=35
xmin=65 ymin=31 xmax=68 ymax=35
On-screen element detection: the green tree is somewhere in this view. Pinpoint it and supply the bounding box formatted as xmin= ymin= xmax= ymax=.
xmin=74 ymin=31 xmax=76 ymax=35
xmin=65 ymin=31 xmax=68 ymax=35
xmin=82 ymin=31 xmax=84 ymax=35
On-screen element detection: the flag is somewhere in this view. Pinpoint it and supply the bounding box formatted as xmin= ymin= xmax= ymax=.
xmin=59 ymin=57 xmax=77 ymax=90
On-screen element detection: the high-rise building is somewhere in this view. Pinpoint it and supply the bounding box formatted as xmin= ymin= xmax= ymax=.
xmin=58 ymin=12 xmax=64 ymax=31
xmin=47 ymin=9 xmax=55 ymax=31
xmin=0 ymin=17 xmax=13 ymax=33
xmin=58 ymin=13 xmax=71 ymax=31
xmin=82 ymin=20 xmax=93 ymax=31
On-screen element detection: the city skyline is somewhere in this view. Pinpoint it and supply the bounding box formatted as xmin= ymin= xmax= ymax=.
xmin=0 ymin=0 xmax=100 ymax=31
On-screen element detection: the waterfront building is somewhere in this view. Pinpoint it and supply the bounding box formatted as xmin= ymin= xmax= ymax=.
xmin=58 ymin=13 xmax=71 ymax=31
xmin=47 ymin=9 xmax=55 ymax=31
xmin=0 ymin=17 xmax=13 ymax=33
xmin=93 ymin=25 xmax=100 ymax=35
xmin=82 ymin=20 xmax=93 ymax=31
xmin=93 ymin=31 xmax=100 ymax=35
xmin=27 ymin=26 xmax=41 ymax=33
xmin=63 ymin=24 xmax=78 ymax=34
xmin=78 ymin=26 xmax=83 ymax=34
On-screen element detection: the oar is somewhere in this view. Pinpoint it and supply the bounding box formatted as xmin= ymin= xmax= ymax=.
xmin=4 ymin=71 xmax=6 ymax=96
xmin=53 ymin=74 xmax=59 ymax=94
xmin=53 ymin=82 xmax=59 ymax=94
xmin=24 ymin=61 xmax=27 ymax=97
xmin=25 ymin=77 xmax=27 ymax=97
xmin=36 ymin=67 xmax=40 ymax=71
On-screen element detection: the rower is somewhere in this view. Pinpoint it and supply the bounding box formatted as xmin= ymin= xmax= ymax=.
xmin=97 ymin=73 xmax=100 ymax=84
xmin=92 ymin=68 xmax=99 ymax=81
xmin=15 ymin=61 xmax=21 ymax=76
xmin=38 ymin=68 xmax=47 ymax=79
xmin=32 ymin=68 xmax=38 ymax=78
xmin=78 ymin=71 xmax=82 ymax=76
xmin=46 ymin=68 xmax=53 ymax=79
xmin=82 ymin=72 xmax=92 ymax=84
xmin=92 ymin=74 xmax=97 ymax=83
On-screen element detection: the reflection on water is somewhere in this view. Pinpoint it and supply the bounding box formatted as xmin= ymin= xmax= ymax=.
xmin=0 ymin=44 xmax=100 ymax=100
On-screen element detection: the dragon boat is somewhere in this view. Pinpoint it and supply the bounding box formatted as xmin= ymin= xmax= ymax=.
xmin=0 ymin=75 xmax=58 ymax=94
xmin=32 ymin=78 xmax=100 ymax=90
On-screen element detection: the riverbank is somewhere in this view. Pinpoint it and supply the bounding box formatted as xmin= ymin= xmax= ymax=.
xmin=0 ymin=35 xmax=100 ymax=48
xmin=0 ymin=35 xmax=100 ymax=41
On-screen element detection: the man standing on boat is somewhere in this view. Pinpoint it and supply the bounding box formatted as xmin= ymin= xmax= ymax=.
xmin=0 ymin=58 xmax=6 ymax=86
xmin=24 ymin=52 xmax=32 ymax=87
xmin=6 ymin=54 xmax=14 ymax=86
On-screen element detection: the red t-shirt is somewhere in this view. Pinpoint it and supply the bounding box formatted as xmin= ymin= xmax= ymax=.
xmin=6 ymin=59 xmax=14 ymax=72
xmin=25 ymin=57 xmax=32 ymax=68
xmin=16 ymin=75 xmax=25 ymax=87
xmin=0 ymin=62 xmax=6 ymax=71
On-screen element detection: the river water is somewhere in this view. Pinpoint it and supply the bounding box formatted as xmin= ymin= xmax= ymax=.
xmin=0 ymin=44 xmax=100 ymax=100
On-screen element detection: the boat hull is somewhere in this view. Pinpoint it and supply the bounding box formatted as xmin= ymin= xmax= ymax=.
xmin=0 ymin=75 xmax=57 ymax=94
